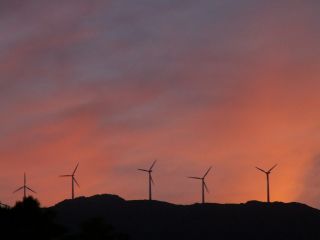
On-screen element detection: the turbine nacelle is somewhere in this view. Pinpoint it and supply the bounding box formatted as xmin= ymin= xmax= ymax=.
xmin=137 ymin=159 xmax=157 ymax=172
xmin=256 ymin=164 xmax=277 ymax=174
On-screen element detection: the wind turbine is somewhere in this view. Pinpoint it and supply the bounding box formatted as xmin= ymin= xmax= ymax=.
xmin=60 ymin=163 xmax=80 ymax=200
xmin=188 ymin=167 xmax=212 ymax=204
xmin=138 ymin=160 xmax=157 ymax=201
xmin=255 ymin=164 xmax=277 ymax=203
xmin=13 ymin=173 xmax=36 ymax=200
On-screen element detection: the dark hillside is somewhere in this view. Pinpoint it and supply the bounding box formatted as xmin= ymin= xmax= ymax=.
xmin=52 ymin=195 xmax=320 ymax=240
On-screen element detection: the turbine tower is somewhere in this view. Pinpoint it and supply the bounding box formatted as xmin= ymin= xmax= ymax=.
xmin=256 ymin=164 xmax=277 ymax=203
xmin=60 ymin=163 xmax=80 ymax=200
xmin=138 ymin=160 xmax=157 ymax=201
xmin=13 ymin=173 xmax=36 ymax=200
xmin=188 ymin=167 xmax=212 ymax=204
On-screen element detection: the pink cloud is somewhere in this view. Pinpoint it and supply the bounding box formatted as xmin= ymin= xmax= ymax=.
xmin=0 ymin=0 xmax=320 ymax=207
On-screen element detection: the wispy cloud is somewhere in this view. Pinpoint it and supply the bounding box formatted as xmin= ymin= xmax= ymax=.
xmin=0 ymin=0 xmax=320 ymax=207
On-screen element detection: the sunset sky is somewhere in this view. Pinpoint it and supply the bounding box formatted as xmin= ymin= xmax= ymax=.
xmin=1 ymin=0 xmax=320 ymax=207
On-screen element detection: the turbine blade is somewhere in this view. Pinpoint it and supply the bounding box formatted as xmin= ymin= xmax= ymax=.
xmin=26 ymin=187 xmax=36 ymax=194
xmin=268 ymin=164 xmax=278 ymax=172
xmin=255 ymin=167 xmax=267 ymax=173
xmin=138 ymin=169 xmax=149 ymax=172
xmin=149 ymin=160 xmax=157 ymax=171
xmin=151 ymin=175 xmax=155 ymax=185
xmin=203 ymin=167 xmax=212 ymax=178
xmin=204 ymin=182 xmax=209 ymax=193
xmin=73 ymin=177 xmax=80 ymax=187
xmin=13 ymin=187 xmax=24 ymax=193
xmin=73 ymin=163 xmax=79 ymax=175
xmin=188 ymin=177 xmax=202 ymax=180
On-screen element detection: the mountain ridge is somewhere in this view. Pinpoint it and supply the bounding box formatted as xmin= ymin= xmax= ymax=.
xmin=51 ymin=194 xmax=320 ymax=240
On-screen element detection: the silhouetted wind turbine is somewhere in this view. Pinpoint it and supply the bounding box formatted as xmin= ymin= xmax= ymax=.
xmin=138 ymin=160 xmax=157 ymax=201
xmin=13 ymin=173 xmax=36 ymax=200
xmin=60 ymin=163 xmax=80 ymax=200
xmin=256 ymin=164 xmax=277 ymax=203
xmin=188 ymin=167 xmax=212 ymax=204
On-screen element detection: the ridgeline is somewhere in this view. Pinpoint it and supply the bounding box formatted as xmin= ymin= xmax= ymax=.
xmin=52 ymin=194 xmax=320 ymax=240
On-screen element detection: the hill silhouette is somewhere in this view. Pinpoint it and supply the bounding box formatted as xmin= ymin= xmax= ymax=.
xmin=52 ymin=194 xmax=320 ymax=240
xmin=0 ymin=197 xmax=65 ymax=240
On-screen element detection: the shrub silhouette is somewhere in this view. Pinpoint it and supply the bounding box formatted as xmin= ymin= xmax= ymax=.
xmin=4 ymin=197 xmax=65 ymax=240
xmin=0 ymin=197 xmax=129 ymax=240
xmin=0 ymin=203 xmax=10 ymax=232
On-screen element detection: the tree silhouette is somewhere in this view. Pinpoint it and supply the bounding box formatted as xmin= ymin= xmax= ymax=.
xmin=0 ymin=197 xmax=129 ymax=240
xmin=0 ymin=203 xmax=10 ymax=235
xmin=5 ymin=197 xmax=65 ymax=240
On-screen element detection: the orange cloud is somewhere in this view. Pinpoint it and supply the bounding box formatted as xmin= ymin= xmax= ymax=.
xmin=0 ymin=0 xmax=320 ymax=208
